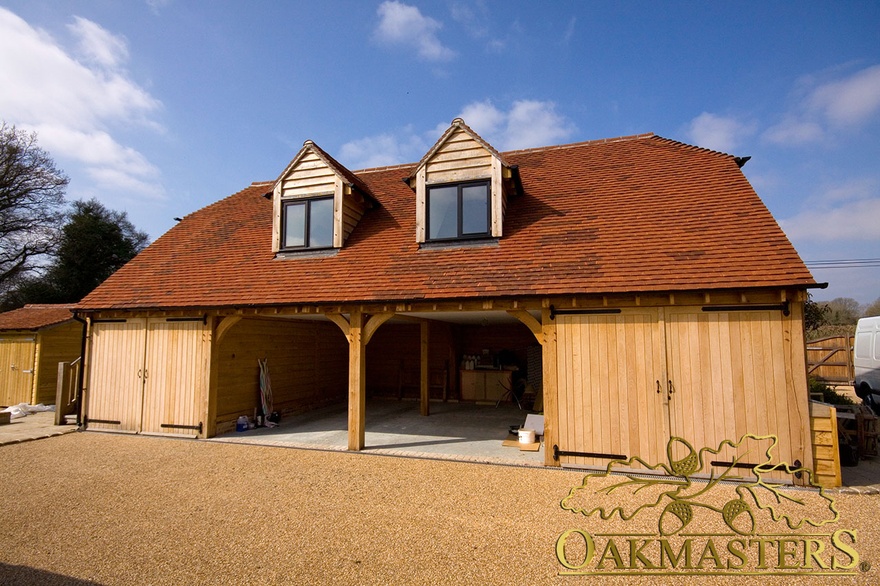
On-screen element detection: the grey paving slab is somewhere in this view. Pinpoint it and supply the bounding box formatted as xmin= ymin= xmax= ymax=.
xmin=210 ymin=399 xmax=546 ymax=467
xmin=0 ymin=411 xmax=77 ymax=446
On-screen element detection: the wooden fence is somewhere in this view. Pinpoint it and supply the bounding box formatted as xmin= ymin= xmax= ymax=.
xmin=806 ymin=335 xmax=854 ymax=384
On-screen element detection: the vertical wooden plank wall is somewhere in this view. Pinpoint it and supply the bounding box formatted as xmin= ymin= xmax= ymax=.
xmin=33 ymin=321 xmax=82 ymax=405
xmin=214 ymin=317 xmax=348 ymax=433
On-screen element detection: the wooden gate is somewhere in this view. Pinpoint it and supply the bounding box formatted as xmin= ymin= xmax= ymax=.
xmin=555 ymin=307 xmax=810 ymax=481
xmin=806 ymin=335 xmax=854 ymax=383
xmin=0 ymin=335 xmax=36 ymax=406
xmin=86 ymin=318 xmax=207 ymax=436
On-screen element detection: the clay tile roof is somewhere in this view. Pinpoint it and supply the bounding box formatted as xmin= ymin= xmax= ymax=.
xmin=77 ymin=134 xmax=815 ymax=310
xmin=0 ymin=304 xmax=77 ymax=331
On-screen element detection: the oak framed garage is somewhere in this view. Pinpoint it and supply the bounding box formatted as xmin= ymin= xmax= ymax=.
xmin=75 ymin=118 xmax=821 ymax=483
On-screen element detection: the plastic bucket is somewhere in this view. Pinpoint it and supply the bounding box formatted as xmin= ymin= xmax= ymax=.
xmin=236 ymin=416 xmax=249 ymax=432
xmin=518 ymin=428 xmax=536 ymax=444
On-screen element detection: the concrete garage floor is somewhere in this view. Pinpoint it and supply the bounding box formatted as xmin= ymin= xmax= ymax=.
xmin=211 ymin=399 xmax=545 ymax=467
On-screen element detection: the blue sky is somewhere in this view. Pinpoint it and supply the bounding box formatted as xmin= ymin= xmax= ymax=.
xmin=1 ymin=1 xmax=878 ymax=304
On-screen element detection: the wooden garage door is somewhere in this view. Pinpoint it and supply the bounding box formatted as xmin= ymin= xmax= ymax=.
xmin=555 ymin=307 xmax=807 ymax=480
xmin=665 ymin=308 xmax=804 ymax=475
xmin=555 ymin=310 xmax=667 ymax=469
xmin=86 ymin=318 xmax=207 ymax=436
xmin=87 ymin=319 xmax=147 ymax=432
xmin=141 ymin=319 xmax=208 ymax=435
xmin=0 ymin=336 xmax=36 ymax=406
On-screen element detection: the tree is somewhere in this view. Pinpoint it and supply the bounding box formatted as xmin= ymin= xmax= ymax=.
xmin=0 ymin=122 xmax=68 ymax=298
xmin=803 ymin=293 xmax=828 ymax=334
xmin=865 ymin=297 xmax=880 ymax=318
xmin=821 ymin=297 xmax=862 ymax=325
xmin=7 ymin=199 xmax=149 ymax=306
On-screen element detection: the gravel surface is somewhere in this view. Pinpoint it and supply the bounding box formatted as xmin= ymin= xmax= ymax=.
xmin=1 ymin=432 xmax=878 ymax=585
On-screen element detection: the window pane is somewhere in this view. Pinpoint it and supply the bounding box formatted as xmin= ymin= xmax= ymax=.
xmin=283 ymin=202 xmax=306 ymax=248
xmin=428 ymin=186 xmax=457 ymax=239
xmin=309 ymin=198 xmax=333 ymax=248
xmin=461 ymin=184 xmax=489 ymax=235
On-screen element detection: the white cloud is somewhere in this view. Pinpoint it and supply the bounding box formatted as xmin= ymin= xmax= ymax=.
xmin=561 ymin=16 xmax=576 ymax=45
xmin=146 ymin=0 xmax=172 ymax=15
xmin=763 ymin=64 xmax=880 ymax=146
xmin=762 ymin=118 xmax=824 ymax=146
xmin=459 ymin=99 xmax=576 ymax=150
xmin=68 ymin=16 xmax=128 ymax=69
xmin=684 ymin=112 xmax=755 ymax=153
xmin=340 ymin=127 xmax=428 ymax=170
xmin=340 ymin=100 xmax=576 ymax=169
xmin=809 ymin=64 xmax=880 ymax=127
xmin=374 ymin=1 xmax=455 ymax=62
xmin=0 ymin=8 xmax=164 ymax=199
xmin=779 ymin=179 xmax=880 ymax=242
xmin=459 ymin=101 xmax=506 ymax=136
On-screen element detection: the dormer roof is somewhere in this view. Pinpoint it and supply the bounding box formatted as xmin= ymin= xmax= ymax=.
xmin=407 ymin=118 xmax=511 ymax=183
xmin=274 ymin=140 xmax=374 ymax=203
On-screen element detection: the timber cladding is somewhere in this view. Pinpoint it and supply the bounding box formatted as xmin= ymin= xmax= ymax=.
xmin=0 ymin=321 xmax=80 ymax=406
xmin=215 ymin=318 xmax=348 ymax=429
xmin=33 ymin=321 xmax=82 ymax=405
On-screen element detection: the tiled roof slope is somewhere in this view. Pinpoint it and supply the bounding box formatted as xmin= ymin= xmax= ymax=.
xmin=0 ymin=304 xmax=76 ymax=330
xmin=78 ymin=134 xmax=815 ymax=310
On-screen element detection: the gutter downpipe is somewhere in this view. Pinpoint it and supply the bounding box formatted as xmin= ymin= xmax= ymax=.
xmin=72 ymin=312 xmax=88 ymax=428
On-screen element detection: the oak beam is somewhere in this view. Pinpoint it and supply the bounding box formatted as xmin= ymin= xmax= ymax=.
xmin=507 ymin=309 xmax=542 ymax=345
xmin=363 ymin=312 xmax=394 ymax=345
xmin=326 ymin=312 xmax=350 ymax=338
xmin=215 ymin=315 xmax=242 ymax=345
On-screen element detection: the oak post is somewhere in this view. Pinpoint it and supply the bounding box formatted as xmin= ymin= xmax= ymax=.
xmin=348 ymin=311 xmax=366 ymax=450
xmin=420 ymin=320 xmax=429 ymax=416
xmin=542 ymin=308 xmax=560 ymax=467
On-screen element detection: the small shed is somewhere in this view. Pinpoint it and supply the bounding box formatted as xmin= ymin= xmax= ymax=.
xmin=0 ymin=304 xmax=81 ymax=406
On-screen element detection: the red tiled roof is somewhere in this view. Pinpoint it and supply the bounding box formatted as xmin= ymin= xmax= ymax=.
xmin=0 ymin=304 xmax=76 ymax=330
xmin=78 ymin=134 xmax=815 ymax=310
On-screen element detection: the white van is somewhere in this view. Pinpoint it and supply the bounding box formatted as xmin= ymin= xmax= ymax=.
xmin=854 ymin=316 xmax=880 ymax=410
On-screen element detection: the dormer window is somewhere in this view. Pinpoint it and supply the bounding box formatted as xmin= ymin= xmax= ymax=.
xmin=427 ymin=181 xmax=490 ymax=240
xmin=272 ymin=140 xmax=375 ymax=255
xmin=408 ymin=118 xmax=520 ymax=245
xmin=282 ymin=196 xmax=333 ymax=249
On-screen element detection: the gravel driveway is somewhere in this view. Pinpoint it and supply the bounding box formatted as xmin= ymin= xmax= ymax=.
xmin=1 ymin=432 xmax=878 ymax=585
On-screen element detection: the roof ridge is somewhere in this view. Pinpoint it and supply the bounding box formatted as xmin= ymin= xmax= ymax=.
xmin=650 ymin=135 xmax=738 ymax=159
xmin=351 ymin=162 xmax=417 ymax=175
xmin=501 ymin=132 xmax=656 ymax=157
